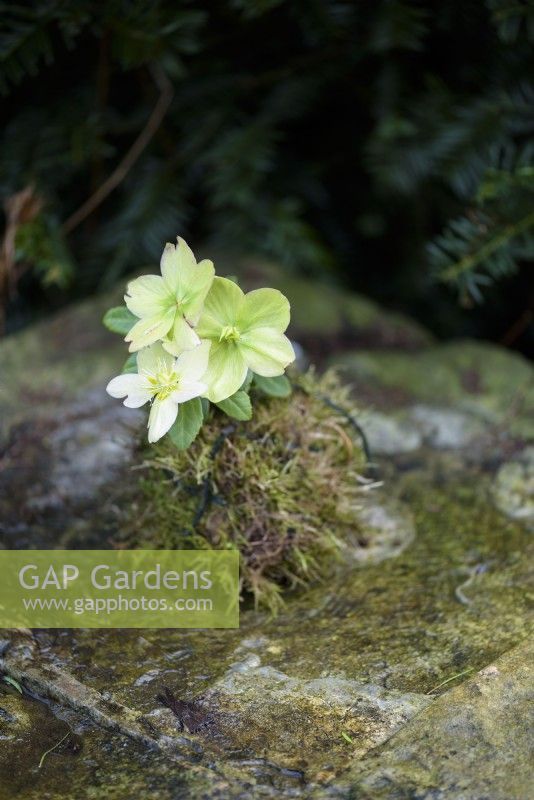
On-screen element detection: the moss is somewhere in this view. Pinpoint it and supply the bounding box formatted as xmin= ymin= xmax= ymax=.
xmin=121 ymin=370 xmax=367 ymax=612
xmin=5 ymin=466 xmax=531 ymax=795
xmin=344 ymin=639 xmax=534 ymax=800
xmin=0 ymin=289 xmax=125 ymax=437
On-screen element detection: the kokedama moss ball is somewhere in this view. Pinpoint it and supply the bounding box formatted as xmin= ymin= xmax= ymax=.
xmin=125 ymin=370 xmax=367 ymax=612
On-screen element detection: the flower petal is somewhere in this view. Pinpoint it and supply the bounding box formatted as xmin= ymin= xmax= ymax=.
xmin=202 ymin=340 xmax=248 ymax=403
xmin=238 ymin=288 xmax=290 ymax=334
xmin=162 ymin=315 xmax=201 ymax=356
xmin=137 ymin=342 xmax=175 ymax=377
xmin=106 ymin=374 xmax=151 ymax=407
xmin=170 ymin=381 xmax=207 ymax=403
xmin=125 ymin=275 xmax=169 ymax=318
xmin=196 ymin=277 xmax=244 ymax=339
xmin=125 ymin=308 xmax=175 ymax=352
xmin=175 ymin=340 xmax=211 ymax=381
xmin=240 ymin=328 xmax=295 ymax=377
xmin=160 ymin=238 xmax=195 ymax=294
xmin=160 ymin=238 xmax=214 ymax=318
xmin=183 ymin=258 xmax=215 ymax=321
xmin=123 ymin=392 xmax=152 ymax=408
xmin=148 ymin=397 xmax=178 ymax=443
xmin=107 ymin=373 xmax=145 ymax=398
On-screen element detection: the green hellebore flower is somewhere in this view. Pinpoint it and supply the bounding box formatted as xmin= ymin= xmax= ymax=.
xmin=196 ymin=276 xmax=295 ymax=403
xmin=124 ymin=237 xmax=214 ymax=353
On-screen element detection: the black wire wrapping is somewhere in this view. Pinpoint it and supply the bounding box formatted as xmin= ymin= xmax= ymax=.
xmin=316 ymin=394 xmax=373 ymax=465
xmin=192 ymin=424 xmax=236 ymax=528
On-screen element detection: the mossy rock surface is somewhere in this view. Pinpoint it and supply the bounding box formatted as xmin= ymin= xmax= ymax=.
xmin=334 ymin=340 xmax=534 ymax=438
xmin=2 ymin=465 xmax=531 ymax=796
xmin=0 ymin=275 xmax=533 ymax=798
xmin=340 ymin=639 xmax=534 ymax=800
xmin=491 ymin=445 xmax=534 ymax=526
xmin=0 ymin=289 xmax=125 ymax=438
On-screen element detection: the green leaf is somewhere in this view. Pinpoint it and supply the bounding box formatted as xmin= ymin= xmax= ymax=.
xmin=121 ymin=353 xmax=138 ymax=374
xmin=240 ymin=370 xmax=253 ymax=393
xmin=253 ymin=373 xmax=292 ymax=398
xmin=215 ymin=391 xmax=252 ymax=421
xmin=3 ymin=676 xmax=22 ymax=694
xmin=167 ymin=398 xmax=204 ymax=450
xmin=102 ymin=306 xmax=137 ymax=335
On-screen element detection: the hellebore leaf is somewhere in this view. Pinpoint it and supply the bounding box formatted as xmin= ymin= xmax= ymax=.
xmin=253 ymin=373 xmax=292 ymax=398
xmin=215 ymin=391 xmax=252 ymax=421
xmin=103 ymin=306 xmax=137 ymax=335
xmin=121 ymin=353 xmax=138 ymax=374
xmin=167 ymin=397 xmax=205 ymax=450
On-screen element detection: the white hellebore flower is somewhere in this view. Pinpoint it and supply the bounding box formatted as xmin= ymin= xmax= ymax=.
xmin=106 ymin=341 xmax=210 ymax=443
xmin=124 ymin=237 xmax=214 ymax=353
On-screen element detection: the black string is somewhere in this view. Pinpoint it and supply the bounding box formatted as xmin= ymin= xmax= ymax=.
xmin=193 ymin=424 xmax=236 ymax=527
xmin=317 ymin=394 xmax=373 ymax=464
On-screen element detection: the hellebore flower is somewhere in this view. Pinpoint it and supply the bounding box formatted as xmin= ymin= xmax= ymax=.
xmin=196 ymin=277 xmax=295 ymax=403
xmin=106 ymin=341 xmax=210 ymax=443
xmin=124 ymin=238 xmax=214 ymax=353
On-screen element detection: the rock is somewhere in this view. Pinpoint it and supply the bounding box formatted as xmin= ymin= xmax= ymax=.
xmin=208 ymin=659 xmax=431 ymax=777
xmin=232 ymin=257 xmax=434 ymax=352
xmin=492 ymin=446 xmax=534 ymax=524
xmin=0 ymin=290 xmax=124 ymax=437
xmin=341 ymin=639 xmax=534 ymax=800
xmin=0 ymin=392 xmax=144 ymax=548
xmin=0 ymin=295 xmax=145 ymax=546
xmin=359 ymin=410 xmax=422 ymax=455
xmin=345 ymin=496 xmax=416 ymax=563
xmin=334 ymin=340 xmax=534 ymax=438
xmin=227 ymin=653 xmax=262 ymax=673
xmin=0 ymin=693 xmax=33 ymax=738
xmin=0 ymin=654 xmax=225 ymax=800
xmin=30 ymin=394 xmax=144 ymax=507
xmin=1 ymin=277 xmax=533 ymax=799
xmin=0 ymin=637 xmax=204 ymax=764
xmin=408 ymin=404 xmax=486 ymax=449
xmin=134 ymin=669 xmax=163 ymax=686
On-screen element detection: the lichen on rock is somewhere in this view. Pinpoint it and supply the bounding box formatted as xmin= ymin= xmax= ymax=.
xmin=121 ymin=370 xmax=368 ymax=612
xmin=492 ymin=446 xmax=534 ymax=525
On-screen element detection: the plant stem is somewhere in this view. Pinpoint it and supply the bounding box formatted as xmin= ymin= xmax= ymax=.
xmin=38 ymin=731 xmax=70 ymax=769
xmin=62 ymin=65 xmax=173 ymax=234
xmin=426 ymin=667 xmax=474 ymax=695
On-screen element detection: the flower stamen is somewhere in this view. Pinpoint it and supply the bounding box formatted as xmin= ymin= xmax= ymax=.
xmin=219 ymin=325 xmax=241 ymax=342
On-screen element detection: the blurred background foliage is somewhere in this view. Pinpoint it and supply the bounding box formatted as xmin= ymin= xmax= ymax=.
xmin=1 ymin=0 xmax=533 ymax=353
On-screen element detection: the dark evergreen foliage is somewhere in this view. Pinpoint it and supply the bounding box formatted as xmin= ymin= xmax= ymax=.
xmin=1 ymin=0 xmax=533 ymax=349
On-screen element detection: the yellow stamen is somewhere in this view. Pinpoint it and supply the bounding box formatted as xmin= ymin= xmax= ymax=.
xmin=219 ymin=325 xmax=241 ymax=342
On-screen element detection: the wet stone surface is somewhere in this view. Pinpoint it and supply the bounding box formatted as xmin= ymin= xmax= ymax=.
xmin=0 ymin=278 xmax=533 ymax=798
xmin=335 ymin=639 xmax=534 ymax=800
